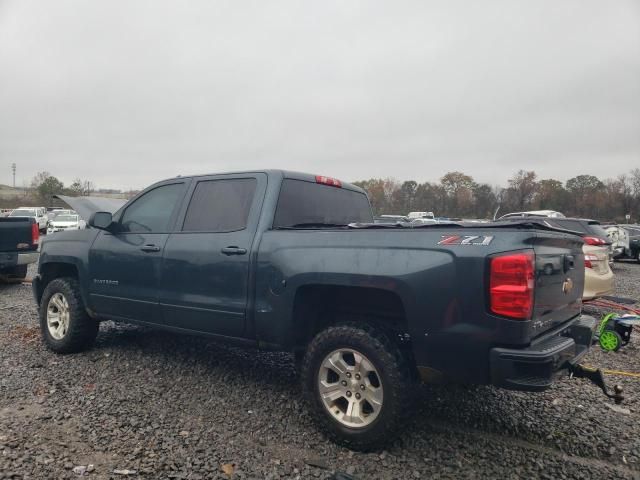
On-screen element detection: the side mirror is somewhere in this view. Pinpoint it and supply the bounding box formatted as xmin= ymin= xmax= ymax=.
xmin=89 ymin=211 xmax=113 ymax=230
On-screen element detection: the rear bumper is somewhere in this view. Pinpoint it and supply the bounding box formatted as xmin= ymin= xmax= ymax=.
xmin=583 ymin=268 xmax=614 ymax=300
xmin=0 ymin=251 xmax=38 ymax=270
xmin=490 ymin=315 xmax=596 ymax=391
xmin=17 ymin=252 xmax=39 ymax=265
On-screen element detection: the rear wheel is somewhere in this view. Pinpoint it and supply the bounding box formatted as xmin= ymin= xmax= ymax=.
xmin=301 ymin=323 xmax=414 ymax=450
xmin=39 ymin=277 xmax=99 ymax=353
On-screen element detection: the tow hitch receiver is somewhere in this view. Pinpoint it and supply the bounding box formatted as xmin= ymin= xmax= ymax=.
xmin=569 ymin=364 xmax=624 ymax=404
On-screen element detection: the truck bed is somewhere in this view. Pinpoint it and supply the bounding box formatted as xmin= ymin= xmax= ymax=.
xmin=255 ymin=225 xmax=585 ymax=384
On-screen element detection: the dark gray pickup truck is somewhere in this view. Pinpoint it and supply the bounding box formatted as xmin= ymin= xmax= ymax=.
xmin=33 ymin=170 xmax=602 ymax=448
xmin=0 ymin=217 xmax=39 ymax=280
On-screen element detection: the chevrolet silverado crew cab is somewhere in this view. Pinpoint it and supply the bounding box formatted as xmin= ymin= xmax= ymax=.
xmin=33 ymin=170 xmax=598 ymax=449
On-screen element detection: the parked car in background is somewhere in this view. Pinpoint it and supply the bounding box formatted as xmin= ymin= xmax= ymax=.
xmin=407 ymin=211 xmax=435 ymax=220
xmin=617 ymin=225 xmax=640 ymax=263
xmin=410 ymin=217 xmax=438 ymax=225
xmin=47 ymin=213 xmax=85 ymax=234
xmin=48 ymin=209 xmax=76 ymax=220
xmin=374 ymin=214 xmax=409 ymax=223
xmin=0 ymin=216 xmax=39 ymax=280
xmin=9 ymin=207 xmax=48 ymax=233
xmin=499 ymin=210 xmax=565 ymax=219
xmin=46 ymin=207 xmax=65 ymax=220
xmin=0 ymin=208 xmax=13 ymax=217
xmin=542 ymin=218 xmax=614 ymax=300
xmin=605 ymin=225 xmax=629 ymax=260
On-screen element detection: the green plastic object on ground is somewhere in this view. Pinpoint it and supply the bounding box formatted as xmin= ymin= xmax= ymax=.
xmin=597 ymin=313 xmax=636 ymax=352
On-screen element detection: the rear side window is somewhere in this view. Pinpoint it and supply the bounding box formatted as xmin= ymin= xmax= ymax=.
xmin=182 ymin=178 xmax=257 ymax=232
xmin=273 ymin=179 xmax=373 ymax=228
xmin=120 ymin=183 xmax=186 ymax=233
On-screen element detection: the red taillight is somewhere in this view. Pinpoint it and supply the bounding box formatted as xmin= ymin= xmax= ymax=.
xmin=584 ymin=236 xmax=606 ymax=246
xmin=32 ymin=223 xmax=39 ymax=245
xmin=315 ymin=175 xmax=342 ymax=188
xmin=489 ymin=251 xmax=535 ymax=320
xmin=584 ymin=253 xmax=598 ymax=268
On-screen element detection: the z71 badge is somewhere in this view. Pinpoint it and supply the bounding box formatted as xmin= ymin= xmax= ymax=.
xmin=437 ymin=235 xmax=494 ymax=246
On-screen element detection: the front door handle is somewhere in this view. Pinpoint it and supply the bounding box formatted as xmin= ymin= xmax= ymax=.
xmin=221 ymin=246 xmax=247 ymax=255
xmin=140 ymin=244 xmax=161 ymax=252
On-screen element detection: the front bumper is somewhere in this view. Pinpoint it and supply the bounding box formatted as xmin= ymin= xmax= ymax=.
xmin=490 ymin=315 xmax=596 ymax=391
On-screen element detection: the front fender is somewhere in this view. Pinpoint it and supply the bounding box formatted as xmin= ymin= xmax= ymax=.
xmin=37 ymin=229 xmax=98 ymax=307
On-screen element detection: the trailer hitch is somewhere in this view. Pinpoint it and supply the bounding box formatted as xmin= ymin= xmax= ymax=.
xmin=569 ymin=364 xmax=624 ymax=404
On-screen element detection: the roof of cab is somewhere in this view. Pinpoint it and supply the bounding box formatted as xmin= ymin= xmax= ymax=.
xmin=176 ymin=169 xmax=366 ymax=194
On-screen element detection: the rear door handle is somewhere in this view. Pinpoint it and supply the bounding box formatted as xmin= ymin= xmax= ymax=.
xmin=140 ymin=244 xmax=161 ymax=252
xmin=221 ymin=246 xmax=247 ymax=255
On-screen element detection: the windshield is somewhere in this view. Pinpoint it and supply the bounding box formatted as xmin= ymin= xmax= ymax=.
xmin=9 ymin=209 xmax=35 ymax=217
xmin=54 ymin=215 xmax=78 ymax=222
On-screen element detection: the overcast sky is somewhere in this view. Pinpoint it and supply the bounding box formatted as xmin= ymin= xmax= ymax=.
xmin=1 ymin=1 xmax=639 ymax=191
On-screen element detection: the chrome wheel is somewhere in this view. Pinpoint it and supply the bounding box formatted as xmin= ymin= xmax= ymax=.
xmin=318 ymin=348 xmax=383 ymax=428
xmin=47 ymin=293 xmax=70 ymax=340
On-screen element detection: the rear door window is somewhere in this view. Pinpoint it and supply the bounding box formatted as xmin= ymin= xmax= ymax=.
xmin=182 ymin=178 xmax=257 ymax=232
xmin=273 ymin=179 xmax=373 ymax=228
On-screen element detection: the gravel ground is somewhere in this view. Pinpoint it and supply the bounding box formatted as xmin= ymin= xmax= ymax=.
xmin=1 ymin=262 xmax=640 ymax=480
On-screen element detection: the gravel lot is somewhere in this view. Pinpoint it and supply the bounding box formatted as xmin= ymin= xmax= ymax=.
xmin=1 ymin=262 xmax=640 ymax=479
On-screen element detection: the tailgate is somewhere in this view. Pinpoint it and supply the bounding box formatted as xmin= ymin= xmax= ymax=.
xmin=531 ymin=233 xmax=584 ymax=336
xmin=0 ymin=218 xmax=35 ymax=252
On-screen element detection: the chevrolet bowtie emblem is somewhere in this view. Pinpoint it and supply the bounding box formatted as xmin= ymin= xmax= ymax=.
xmin=562 ymin=278 xmax=573 ymax=294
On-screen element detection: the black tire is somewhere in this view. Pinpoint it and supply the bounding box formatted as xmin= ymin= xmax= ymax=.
xmin=636 ymin=250 xmax=640 ymax=264
xmin=39 ymin=277 xmax=99 ymax=353
xmin=301 ymin=323 xmax=415 ymax=450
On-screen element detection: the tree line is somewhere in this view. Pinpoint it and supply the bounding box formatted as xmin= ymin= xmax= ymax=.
xmin=353 ymin=169 xmax=640 ymax=223
xmin=1 ymin=172 xmax=136 ymax=208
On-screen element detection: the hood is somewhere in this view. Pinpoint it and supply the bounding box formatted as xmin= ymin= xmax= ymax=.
xmin=54 ymin=195 xmax=127 ymax=222
xmin=50 ymin=220 xmax=80 ymax=226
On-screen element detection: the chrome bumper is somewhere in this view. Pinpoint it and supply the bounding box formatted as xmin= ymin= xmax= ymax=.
xmin=17 ymin=252 xmax=39 ymax=265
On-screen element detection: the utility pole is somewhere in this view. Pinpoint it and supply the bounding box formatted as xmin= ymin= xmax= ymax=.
xmin=11 ymin=163 xmax=16 ymax=188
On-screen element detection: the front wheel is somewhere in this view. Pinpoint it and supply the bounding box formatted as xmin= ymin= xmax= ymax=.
xmin=301 ymin=323 xmax=414 ymax=450
xmin=39 ymin=277 xmax=99 ymax=353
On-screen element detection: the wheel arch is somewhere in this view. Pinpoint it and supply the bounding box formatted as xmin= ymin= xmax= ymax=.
xmin=35 ymin=260 xmax=84 ymax=306
xmin=290 ymin=283 xmax=410 ymax=351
